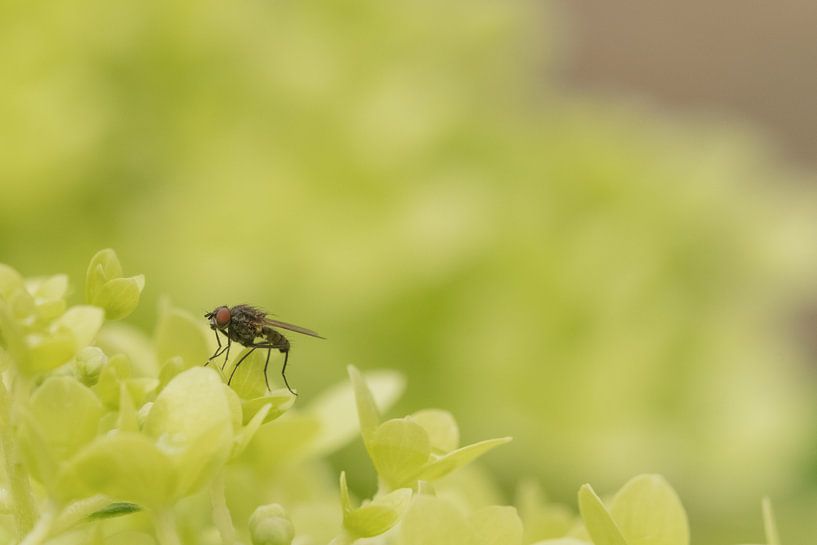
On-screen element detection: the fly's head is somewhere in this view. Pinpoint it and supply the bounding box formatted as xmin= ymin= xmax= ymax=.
xmin=205 ymin=305 xmax=232 ymax=331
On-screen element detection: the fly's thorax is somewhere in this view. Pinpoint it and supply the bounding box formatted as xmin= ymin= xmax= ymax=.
xmin=227 ymin=309 xmax=264 ymax=345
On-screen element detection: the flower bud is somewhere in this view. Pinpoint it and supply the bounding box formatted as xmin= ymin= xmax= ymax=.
xmin=74 ymin=346 xmax=108 ymax=386
xmin=249 ymin=504 xmax=295 ymax=545
xmin=85 ymin=249 xmax=144 ymax=320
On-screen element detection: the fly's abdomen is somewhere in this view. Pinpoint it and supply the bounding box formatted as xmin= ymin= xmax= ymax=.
xmin=262 ymin=326 xmax=290 ymax=351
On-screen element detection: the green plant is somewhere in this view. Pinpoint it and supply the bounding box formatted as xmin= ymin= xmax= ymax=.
xmin=0 ymin=251 xmax=786 ymax=544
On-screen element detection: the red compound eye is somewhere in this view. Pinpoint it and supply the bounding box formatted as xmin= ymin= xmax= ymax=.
xmin=215 ymin=306 xmax=231 ymax=328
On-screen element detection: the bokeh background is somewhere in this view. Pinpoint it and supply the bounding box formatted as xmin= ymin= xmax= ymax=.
xmin=2 ymin=0 xmax=817 ymax=542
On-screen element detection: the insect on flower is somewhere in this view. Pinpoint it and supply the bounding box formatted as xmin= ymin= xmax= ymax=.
xmin=203 ymin=304 xmax=323 ymax=395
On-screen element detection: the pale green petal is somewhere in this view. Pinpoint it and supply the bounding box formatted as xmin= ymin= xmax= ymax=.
xmin=399 ymin=495 xmax=475 ymax=545
xmin=143 ymin=367 xmax=233 ymax=498
xmin=96 ymin=322 xmax=158 ymax=377
xmin=158 ymin=356 xmax=186 ymax=391
xmin=578 ymin=484 xmax=628 ymax=545
xmin=55 ymin=305 xmax=105 ymax=349
xmin=0 ymin=299 xmax=28 ymax=366
xmin=64 ymin=432 xmax=175 ymax=508
xmin=232 ymin=402 xmax=272 ymax=459
xmin=117 ymin=382 xmax=140 ymax=432
xmin=411 ymin=409 xmax=459 ymax=453
xmin=241 ymin=391 xmax=295 ymax=425
xmin=340 ymin=471 xmax=412 ymax=538
xmin=226 ymin=347 xmax=269 ymax=399
xmin=94 ymin=353 xmax=132 ymax=407
xmin=370 ymin=418 xmax=431 ymax=488
xmin=516 ymin=480 xmax=576 ymax=542
xmin=307 ymin=368 xmax=405 ymax=456
xmin=25 ymin=330 xmax=75 ymax=374
xmin=29 ymin=377 xmax=104 ymax=459
xmin=0 ymin=263 xmax=24 ymax=299
xmin=18 ymin=377 xmax=103 ymax=492
xmin=17 ymin=410 xmax=58 ymax=487
xmin=609 ymin=475 xmax=688 ymax=545
xmin=85 ymin=249 xmax=123 ymax=302
xmin=469 ymin=506 xmax=523 ymax=545
xmin=348 ymin=364 xmax=382 ymax=447
xmin=93 ymin=275 xmax=145 ymax=321
xmin=26 ymin=274 xmax=69 ymax=321
xmin=154 ymin=302 xmax=211 ymax=369
xmin=413 ymin=437 xmax=511 ymax=482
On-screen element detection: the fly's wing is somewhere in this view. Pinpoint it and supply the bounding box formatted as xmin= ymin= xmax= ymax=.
xmin=263 ymin=317 xmax=324 ymax=338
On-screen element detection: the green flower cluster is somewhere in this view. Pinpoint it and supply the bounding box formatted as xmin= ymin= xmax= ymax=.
xmin=0 ymin=251 xmax=783 ymax=545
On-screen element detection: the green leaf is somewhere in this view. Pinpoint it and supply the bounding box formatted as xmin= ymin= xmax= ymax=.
xmin=143 ymin=367 xmax=233 ymax=498
xmin=400 ymin=494 xmax=475 ymax=545
xmin=762 ymin=497 xmax=780 ymax=545
xmin=85 ymin=249 xmax=123 ymax=302
xmin=413 ymin=437 xmax=512 ymax=482
xmin=308 ymin=368 xmax=404 ymax=456
xmin=469 ymin=506 xmax=523 ymax=545
xmin=93 ymin=275 xmax=145 ymax=320
xmin=154 ymin=302 xmax=211 ymax=369
xmin=370 ymin=418 xmax=431 ymax=488
xmin=340 ymin=471 xmax=412 ymax=538
xmin=89 ymin=502 xmax=142 ymax=519
xmin=609 ymin=475 xmax=689 ymax=545
xmin=411 ymin=409 xmax=460 ymax=453
xmin=578 ymin=484 xmax=628 ymax=545
xmin=63 ymin=432 xmax=175 ymax=508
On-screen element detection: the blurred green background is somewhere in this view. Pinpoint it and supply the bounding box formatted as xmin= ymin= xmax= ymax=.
xmin=3 ymin=0 xmax=817 ymax=542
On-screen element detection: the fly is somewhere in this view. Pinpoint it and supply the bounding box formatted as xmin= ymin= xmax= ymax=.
xmin=203 ymin=304 xmax=323 ymax=395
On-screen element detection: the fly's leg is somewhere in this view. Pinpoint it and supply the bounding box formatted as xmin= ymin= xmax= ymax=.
xmin=252 ymin=341 xmax=296 ymax=396
xmin=204 ymin=329 xmax=224 ymax=367
xmin=280 ymin=349 xmax=295 ymax=396
xmin=228 ymin=346 xmax=255 ymax=385
xmin=263 ymin=349 xmax=272 ymax=391
xmin=220 ymin=336 xmax=232 ymax=371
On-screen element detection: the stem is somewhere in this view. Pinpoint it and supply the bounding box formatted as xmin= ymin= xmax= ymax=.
xmin=50 ymin=495 xmax=111 ymax=535
xmin=153 ymin=508 xmax=182 ymax=545
xmin=0 ymin=373 xmax=37 ymax=538
xmin=18 ymin=504 xmax=55 ymax=545
xmin=209 ymin=471 xmax=237 ymax=545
